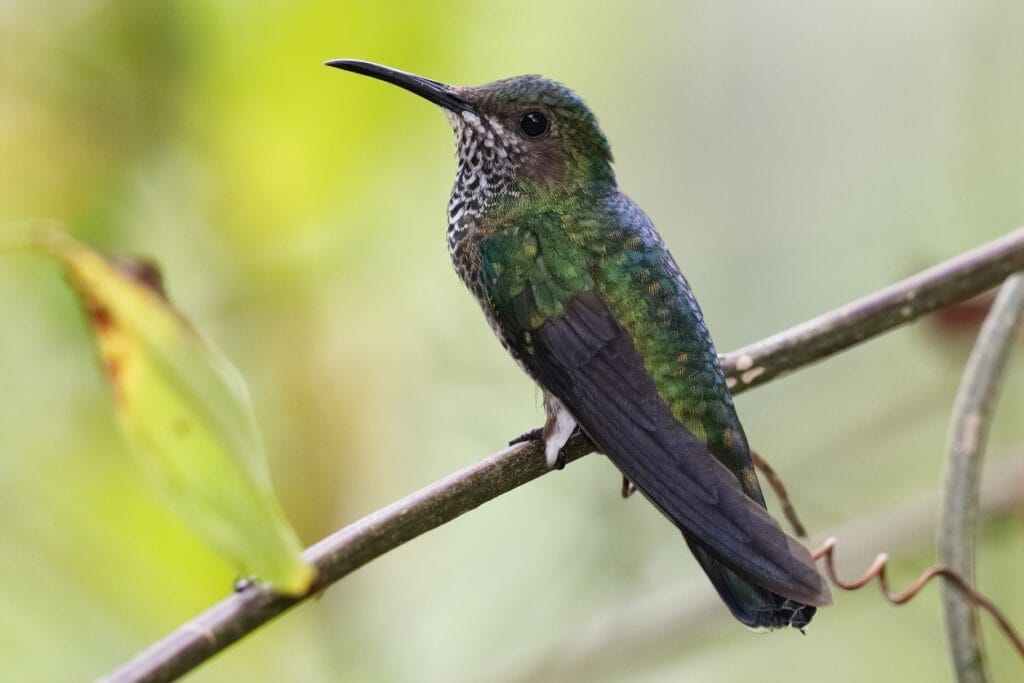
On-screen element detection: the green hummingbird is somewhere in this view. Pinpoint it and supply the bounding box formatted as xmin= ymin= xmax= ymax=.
xmin=326 ymin=60 xmax=832 ymax=630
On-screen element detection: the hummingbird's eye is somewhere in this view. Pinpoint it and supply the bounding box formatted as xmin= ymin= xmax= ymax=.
xmin=519 ymin=111 xmax=550 ymax=138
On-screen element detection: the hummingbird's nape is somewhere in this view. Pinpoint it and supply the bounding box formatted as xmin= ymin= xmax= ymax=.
xmin=324 ymin=59 xmax=473 ymax=113
xmin=327 ymin=60 xmax=831 ymax=632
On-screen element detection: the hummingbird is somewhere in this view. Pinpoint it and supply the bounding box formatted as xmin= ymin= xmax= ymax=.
xmin=326 ymin=60 xmax=832 ymax=630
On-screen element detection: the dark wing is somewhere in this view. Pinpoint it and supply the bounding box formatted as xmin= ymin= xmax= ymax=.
xmin=520 ymin=291 xmax=829 ymax=606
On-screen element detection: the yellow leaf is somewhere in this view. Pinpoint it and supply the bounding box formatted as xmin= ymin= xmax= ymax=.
xmin=20 ymin=226 xmax=316 ymax=596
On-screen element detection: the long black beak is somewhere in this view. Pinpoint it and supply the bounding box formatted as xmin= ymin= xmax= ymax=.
xmin=325 ymin=59 xmax=473 ymax=113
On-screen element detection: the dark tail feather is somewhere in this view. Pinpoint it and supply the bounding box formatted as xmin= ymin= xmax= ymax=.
xmin=685 ymin=536 xmax=817 ymax=631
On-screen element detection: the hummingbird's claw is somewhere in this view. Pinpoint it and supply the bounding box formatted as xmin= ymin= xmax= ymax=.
xmin=552 ymin=449 xmax=568 ymax=470
xmin=509 ymin=425 xmax=569 ymax=469
xmin=621 ymin=477 xmax=637 ymax=498
xmin=508 ymin=426 xmax=543 ymax=447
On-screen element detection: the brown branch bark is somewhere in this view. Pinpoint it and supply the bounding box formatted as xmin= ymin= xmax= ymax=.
xmin=720 ymin=228 xmax=1024 ymax=389
xmin=98 ymin=227 xmax=1024 ymax=683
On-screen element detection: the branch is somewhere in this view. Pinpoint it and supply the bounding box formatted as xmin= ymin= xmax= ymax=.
xmin=720 ymin=228 xmax=1024 ymax=390
xmin=99 ymin=227 xmax=1024 ymax=683
xmin=937 ymin=273 xmax=1024 ymax=683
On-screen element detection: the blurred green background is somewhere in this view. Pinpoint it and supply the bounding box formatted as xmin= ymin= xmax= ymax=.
xmin=2 ymin=2 xmax=1023 ymax=681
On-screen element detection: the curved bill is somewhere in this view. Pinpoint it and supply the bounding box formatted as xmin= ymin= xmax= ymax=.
xmin=325 ymin=59 xmax=472 ymax=113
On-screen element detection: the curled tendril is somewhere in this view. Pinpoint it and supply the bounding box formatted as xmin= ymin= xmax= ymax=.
xmin=813 ymin=536 xmax=1024 ymax=659
xmin=751 ymin=449 xmax=807 ymax=538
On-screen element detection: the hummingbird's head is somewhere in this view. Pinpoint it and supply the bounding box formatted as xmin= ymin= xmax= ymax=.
xmin=326 ymin=60 xmax=616 ymax=196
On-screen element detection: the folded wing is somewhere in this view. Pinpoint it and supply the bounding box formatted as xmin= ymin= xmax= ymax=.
xmin=520 ymin=291 xmax=830 ymax=607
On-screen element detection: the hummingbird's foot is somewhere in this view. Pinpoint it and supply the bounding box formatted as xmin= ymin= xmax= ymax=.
xmin=621 ymin=477 xmax=636 ymax=498
xmin=507 ymin=424 xmax=570 ymax=469
xmin=508 ymin=427 xmax=543 ymax=447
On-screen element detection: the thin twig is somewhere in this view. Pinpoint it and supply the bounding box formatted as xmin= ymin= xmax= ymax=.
xmin=99 ymin=436 xmax=592 ymax=683
xmin=813 ymin=538 xmax=1024 ymax=662
xmin=751 ymin=449 xmax=807 ymax=537
xmin=937 ymin=273 xmax=1024 ymax=683
xmin=99 ymin=228 xmax=1024 ymax=683
xmin=720 ymin=228 xmax=1024 ymax=390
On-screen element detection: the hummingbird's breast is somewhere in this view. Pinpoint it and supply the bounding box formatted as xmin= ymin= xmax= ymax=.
xmin=445 ymin=111 xmax=522 ymax=312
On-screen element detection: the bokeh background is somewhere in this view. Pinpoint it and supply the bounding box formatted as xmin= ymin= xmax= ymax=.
xmin=2 ymin=2 xmax=1023 ymax=681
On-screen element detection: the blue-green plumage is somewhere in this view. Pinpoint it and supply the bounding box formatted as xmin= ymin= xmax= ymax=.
xmin=328 ymin=60 xmax=832 ymax=631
